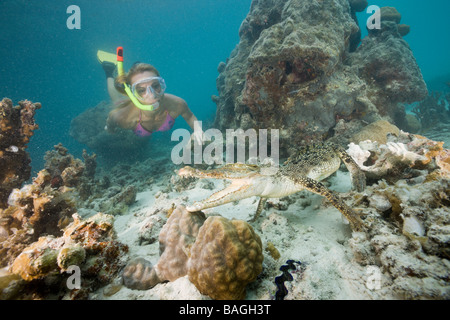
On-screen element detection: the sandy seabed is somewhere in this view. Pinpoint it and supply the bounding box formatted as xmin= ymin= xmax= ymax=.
xmin=88 ymin=168 xmax=394 ymax=300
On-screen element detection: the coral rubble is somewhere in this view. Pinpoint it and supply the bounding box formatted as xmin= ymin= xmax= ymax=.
xmin=6 ymin=213 xmax=128 ymax=299
xmin=44 ymin=143 xmax=87 ymax=188
xmin=346 ymin=130 xmax=448 ymax=182
xmin=344 ymin=131 xmax=450 ymax=299
xmin=348 ymin=178 xmax=450 ymax=299
xmin=0 ymin=168 xmax=77 ymax=269
xmin=0 ymin=137 xmax=129 ymax=299
xmin=0 ymin=98 xmax=40 ymax=209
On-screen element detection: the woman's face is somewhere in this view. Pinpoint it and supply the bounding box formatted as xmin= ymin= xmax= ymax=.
xmin=130 ymin=71 xmax=162 ymax=105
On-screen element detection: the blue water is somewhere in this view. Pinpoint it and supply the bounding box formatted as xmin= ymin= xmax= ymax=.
xmin=0 ymin=0 xmax=251 ymax=173
xmin=356 ymin=0 xmax=450 ymax=85
xmin=0 ymin=0 xmax=449 ymax=175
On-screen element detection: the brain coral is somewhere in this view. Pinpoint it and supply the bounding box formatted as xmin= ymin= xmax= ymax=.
xmin=122 ymin=206 xmax=206 ymax=289
xmin=157 ymin=206 xmax=206 ymax=282
xmin=122 ymin=206 xmax=263 ymax=299
xmin=187 ymin=216 xmax=263 ymax=300
xmin=122 ymin=257 xmax=161 ymax=290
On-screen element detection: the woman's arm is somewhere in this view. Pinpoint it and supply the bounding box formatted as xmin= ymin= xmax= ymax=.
xmin=179 ymin=100 xmax=198 ymax=130
xmin=179 ymin=100 xmax=203 ymax=145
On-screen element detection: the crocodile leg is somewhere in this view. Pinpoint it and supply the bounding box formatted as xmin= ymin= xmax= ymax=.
xmin=249 ymin=197 xmax=267 ymax=222
xmin=295 ymin=176 xmax=365 ymax=231
xmin=334 ymin=145 xmax=366 ymax=192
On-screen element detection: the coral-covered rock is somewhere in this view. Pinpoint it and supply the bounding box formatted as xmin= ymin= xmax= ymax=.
xmin=397 ymin=24 xmax=410 ymax=37
xmin=11 ymin=236 xmax=61 ymax=281
xmin=402 ymin=114 xmax=421 ymax=133
xmin=0 ymin=98 xmax=40 ymax=208
xmin=241 ymin=0 xmax=358 ymax=126
xmin=348 ymin=0 xmax=368 ymax=12
xmin=82 ymin=149 xmax=97 ymax=179
xmin=188 ymin=216 xmax=263 ymax=300
xmin=379 ymin=6 xmax=401 ymax=24
xmin=69 ymin=101 xmax=148 ymax=162
xmin=351 ymin=20 xmax=427 ymax=115
xmin=435 ymin=149 xmax=450 ymax=179
xmin=412 ymin=92 xmax=450 ymax=131
xmin=44 ymin=143 xmax=85 ymax=187
xmin=1 ymin=136 xmax=127 ymax=298
xmin=57 ymin=244 xmax=86 ymax=271
xmin=65 ymin=213 xmax=128 ymax=286
xmin=43 ymin=143 xmax=101 ymax=205
xmin=8 ymin=212 xmax=127 ymax=298
xmin=0 ymin=267 xmax=23 ymax=299
xmin=216 ymin=0 xmax=361 ymax=142
xmin=0 ymin=170 xmax=77 ymax=268
xmin=350 ymin=120 xmax=400 ymax=145
xmin=214 ymin=0 xmax=426 ymax=156
xmin=0 ymin=143 xmax=99 ymax=270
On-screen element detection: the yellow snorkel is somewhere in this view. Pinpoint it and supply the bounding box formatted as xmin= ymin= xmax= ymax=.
xmin=116 ymin=47 xmax=155 ymax=111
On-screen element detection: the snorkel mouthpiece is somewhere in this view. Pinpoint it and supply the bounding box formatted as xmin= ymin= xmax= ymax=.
xmin=116 ymin=46 xmax=155 ymax=111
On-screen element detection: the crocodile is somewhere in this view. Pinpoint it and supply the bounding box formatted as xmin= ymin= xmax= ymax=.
xmin=178 ymin=142 xmax=366 ymax=231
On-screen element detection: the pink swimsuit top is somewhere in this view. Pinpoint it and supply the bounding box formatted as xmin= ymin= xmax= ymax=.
xmin=134 ymin=110 xmax=175 ymax=137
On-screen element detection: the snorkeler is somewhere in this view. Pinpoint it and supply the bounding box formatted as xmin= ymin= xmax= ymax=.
xmin=98 ymin=47 xmax=203 ymax=144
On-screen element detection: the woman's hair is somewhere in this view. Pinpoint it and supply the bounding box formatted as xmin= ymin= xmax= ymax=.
xmin=114 ymin=63 xmax=160 ymax=95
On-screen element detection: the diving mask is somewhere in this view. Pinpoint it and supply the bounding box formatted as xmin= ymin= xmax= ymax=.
xmin=131 ymin=77 xmax=166 ymax=101
xmin=116 ymin=46 xmax=160 ymax=111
